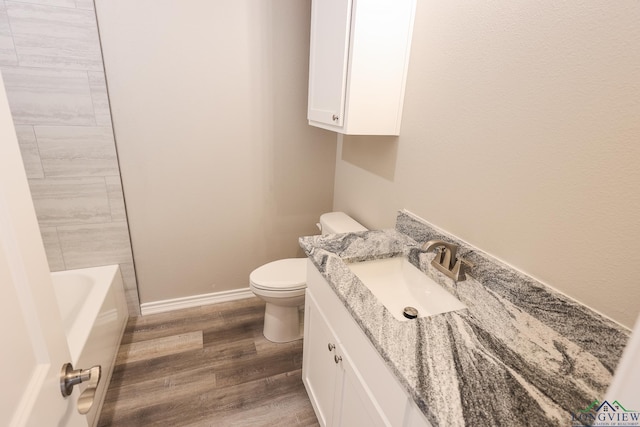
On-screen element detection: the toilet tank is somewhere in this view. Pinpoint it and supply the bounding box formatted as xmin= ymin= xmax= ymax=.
xmin=319 ymin=212 xmax=367 ymax=235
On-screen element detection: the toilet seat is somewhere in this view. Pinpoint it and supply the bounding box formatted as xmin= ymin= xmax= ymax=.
xmin=249 ymin=258 xmax=307 ymax=291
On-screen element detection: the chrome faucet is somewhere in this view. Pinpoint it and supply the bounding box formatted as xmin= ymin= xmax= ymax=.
xmin=421 ymin=240 xmax=473 ymax=282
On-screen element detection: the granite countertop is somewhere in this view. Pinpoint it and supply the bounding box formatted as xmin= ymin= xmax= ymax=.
xmin=299 ymin=212 xmax=630 ymax=426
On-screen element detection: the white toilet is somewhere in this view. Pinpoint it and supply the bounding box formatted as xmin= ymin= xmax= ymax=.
xmin=250 ymin=212 xmax=367 ymax=343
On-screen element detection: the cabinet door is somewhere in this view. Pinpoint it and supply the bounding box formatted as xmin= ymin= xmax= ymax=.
xmin=307 ymin=0 xmax=352 ymax=127
xmin=302 ymin=292 xmax=341 ymax=427
xmin=334 ymin=348 xmax=389 ymax=427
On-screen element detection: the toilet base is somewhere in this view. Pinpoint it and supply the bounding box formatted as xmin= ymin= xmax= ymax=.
xmin=263 ymin=303 xmax=301 ymax=343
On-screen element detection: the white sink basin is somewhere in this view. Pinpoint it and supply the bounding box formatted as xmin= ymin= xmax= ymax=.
xmin=347 ymin=256 xmax=467 ymax=321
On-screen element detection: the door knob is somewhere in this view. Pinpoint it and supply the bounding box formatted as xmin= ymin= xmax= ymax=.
xmin=332 ymin=114 xmax=339 ymax=121
xmin=60 ymin=363 xmax=101 ymax=414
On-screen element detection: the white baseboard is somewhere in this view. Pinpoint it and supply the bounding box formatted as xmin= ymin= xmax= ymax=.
xmin=140 ymin=288 xmax=255 ymax=316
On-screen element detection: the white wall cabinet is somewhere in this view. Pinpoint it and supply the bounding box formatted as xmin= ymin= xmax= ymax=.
xmin=302 ymin=260 xmax=431 ymax=427
xmin=307 ymin=0 xmax=416 ymax=135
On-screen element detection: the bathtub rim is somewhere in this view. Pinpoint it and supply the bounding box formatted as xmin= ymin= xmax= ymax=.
xmin=52 ymin=265 xmax=121 ymax=364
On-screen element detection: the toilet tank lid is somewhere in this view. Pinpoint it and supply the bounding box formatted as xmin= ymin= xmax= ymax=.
xmin=320 ymin=212 xmax=367 ymax=234
xmin=249 ymin=258 xmax=307 ymax=290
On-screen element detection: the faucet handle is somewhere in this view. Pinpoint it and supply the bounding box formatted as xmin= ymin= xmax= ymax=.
xmin=458 ymin=257 xmax=474 ymax=269
xmin=451 ymin=256 xmax=474 ymax=281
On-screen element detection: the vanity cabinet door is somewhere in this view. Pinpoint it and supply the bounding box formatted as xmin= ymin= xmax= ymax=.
xmin=304 ymin=288 xmax=389 ymax=427
xmin=334 ymin=348 xmax=388 ymax=427
xmin=303 ymin=291 xmax=341 ymax=427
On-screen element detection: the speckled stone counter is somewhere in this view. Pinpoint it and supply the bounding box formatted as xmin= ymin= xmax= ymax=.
xmin=299 ymin=211 xmax=630 ymax=426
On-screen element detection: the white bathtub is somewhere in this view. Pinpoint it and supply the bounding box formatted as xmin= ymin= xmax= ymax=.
xmin=52 ymin=265 xmax=129 ymax=427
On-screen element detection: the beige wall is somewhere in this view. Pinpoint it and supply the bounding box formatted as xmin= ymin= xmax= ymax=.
xmin=334 ymin=0 xmax=640 ymax=328
xmin=96 ymin=0 xmax=336 ymax=303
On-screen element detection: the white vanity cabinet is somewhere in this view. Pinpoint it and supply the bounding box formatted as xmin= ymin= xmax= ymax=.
xmin=304 ymin=291 xmax=387 ymax=426
xmin=307 ymin=0 xmax=416 ymax=135
xmin=302 ymin=260 xmax=431 ymax=427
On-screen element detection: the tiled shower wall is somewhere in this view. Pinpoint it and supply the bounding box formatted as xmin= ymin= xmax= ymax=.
xmin=0 ymin=0 xmax=140 ymax=315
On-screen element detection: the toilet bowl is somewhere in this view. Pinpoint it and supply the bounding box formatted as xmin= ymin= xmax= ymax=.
xmin=250 ymin=212 xmax=367 ymax=343
xmin=250 ymin=258 xmax=307 ymax=343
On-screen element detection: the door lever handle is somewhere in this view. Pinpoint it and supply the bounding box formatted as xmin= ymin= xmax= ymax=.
xmin=60 ymin=363 xmax=101 ymax=414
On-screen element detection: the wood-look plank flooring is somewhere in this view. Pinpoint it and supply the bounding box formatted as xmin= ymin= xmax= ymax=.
xmin=98 ymin=297 xmax=319 ymax=427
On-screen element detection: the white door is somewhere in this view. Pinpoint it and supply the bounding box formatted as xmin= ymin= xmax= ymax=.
xmin=0 ymin=72 xmax=85 ymax=427
xmin=606 ymin=314 xmax=640 ymax=409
